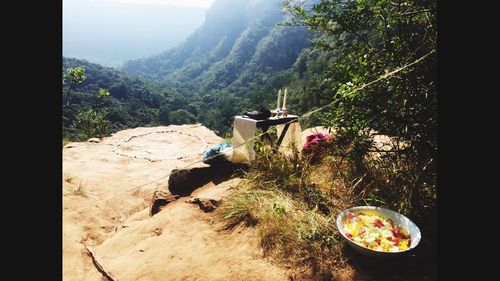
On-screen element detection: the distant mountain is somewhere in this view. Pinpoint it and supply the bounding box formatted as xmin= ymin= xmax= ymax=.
xmin=64 ymin=0 xmax=323 ymax=139
xmin=120 ymin=0 xmax=312 ymax=134
xmin=63 ymin=0 xmax=206 ymax=67
xmin=122 ymin=0 xmax=311 ymax=92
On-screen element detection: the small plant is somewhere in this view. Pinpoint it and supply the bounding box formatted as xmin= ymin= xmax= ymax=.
xmin=272 ymin=201 xmax=287 ymax=215
xmin=63 ymin=138 xmax=71 ymax=147
xmin=223 ymin=133 xmax=233 ymax=145
xmin=73 ymin=182 xmax=86 ymax=197
xmin=64 ymin=174 xmax=76 ymax=184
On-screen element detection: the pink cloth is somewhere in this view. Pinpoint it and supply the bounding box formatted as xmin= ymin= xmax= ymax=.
xmin=302 ymin=132 xmax=332 ymax=162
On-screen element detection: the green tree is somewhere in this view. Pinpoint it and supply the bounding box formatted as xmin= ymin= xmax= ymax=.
xmin=282 ymin=1 xmax=437 ymax=270
xmin=74 ymin=109 xmax=111 ymax=139
xmin=169 ymin=109 xmax=196 ymax=125
xmin=158 ymin=105 xmax=172 ymax=125
xmin=282 ymin=0 xmax=437 ymax=160
xmin=63 ymin=67 xmax=86 ymax=107
xmin=62 ymin=64 xmax=113 ymax=140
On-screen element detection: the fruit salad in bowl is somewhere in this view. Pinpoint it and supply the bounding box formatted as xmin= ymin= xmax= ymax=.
xmin=336 ymin=206 xmax=421 ymax=257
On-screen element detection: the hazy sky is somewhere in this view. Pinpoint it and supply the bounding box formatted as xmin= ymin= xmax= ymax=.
xmin=102 ymin=0 xmax=215 ymax=8
xmin=63 ymin=0 xmax=215 ymax=67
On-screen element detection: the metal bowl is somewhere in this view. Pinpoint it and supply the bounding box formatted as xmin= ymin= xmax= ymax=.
xmin=336 ymin=206 xmax=421 ymax=258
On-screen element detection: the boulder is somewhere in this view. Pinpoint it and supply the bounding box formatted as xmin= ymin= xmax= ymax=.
xmin=168 ymin=163 xmax=247 ymax=196
xmin=150 ymin=190 xmax=179 ymax=216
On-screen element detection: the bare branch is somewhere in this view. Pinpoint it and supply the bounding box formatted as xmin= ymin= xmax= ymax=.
xmin=401 ymin=9 xmax=432 ymax=16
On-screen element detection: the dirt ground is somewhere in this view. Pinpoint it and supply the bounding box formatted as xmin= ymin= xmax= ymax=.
xmin=63 ymin=124 xmax=288 ymax=281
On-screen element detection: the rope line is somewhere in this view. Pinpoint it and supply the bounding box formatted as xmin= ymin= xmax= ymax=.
xmin=63 ymin=118 xmax=298 ymax=218
xmin=63 ymin=50 xmax=435 ymax=218
xmin=301 ymin=49 xmax=436 ymax=118
xmin=111 ymin=129 xmax=209 ymax=162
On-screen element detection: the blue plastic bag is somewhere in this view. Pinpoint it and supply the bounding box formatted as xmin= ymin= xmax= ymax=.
xmin=203 ymin=142 xmax=232 ymax=165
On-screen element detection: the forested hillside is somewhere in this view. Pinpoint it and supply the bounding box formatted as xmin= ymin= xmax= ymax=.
xmin=122 ymin=0 xmax=313 ymax=134
xmin=65 ymin=0 xmax=326 ymax=137
xmin=62 ymin=57 xmax=197 ymax=141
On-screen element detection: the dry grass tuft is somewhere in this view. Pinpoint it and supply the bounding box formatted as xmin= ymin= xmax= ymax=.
xmin=217 ymin=138 xmax=437 ymax=280
xmin=73 ymin=182 xmax=87 ymax=197
xmin=64 ymin=174 xmax=76 ymax=184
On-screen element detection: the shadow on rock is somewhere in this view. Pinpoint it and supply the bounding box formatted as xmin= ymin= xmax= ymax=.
xmin=168 ymin=163 xmax=247 ymax=197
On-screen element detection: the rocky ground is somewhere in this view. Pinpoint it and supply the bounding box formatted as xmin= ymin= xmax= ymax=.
xmin=63 ymin=124 xmax=289 ymax=281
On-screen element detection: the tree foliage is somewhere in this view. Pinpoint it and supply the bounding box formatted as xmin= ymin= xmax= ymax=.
xmin=74 ymin=109 xmax=110 ymax=139
xmin=168 ymin=109 xmax=196 ymax=125
xmin=62 ymin=58 xmax=191 ymax=140
xmin=283 ymin=0 xmax=437 ymax=158
xmin=63 ymin=66 xmax=86 ymax=107
xmin=62 ymin=64 xmax=114 ymax=140
xmin=281 ymin=0 xmax=437 ymax=272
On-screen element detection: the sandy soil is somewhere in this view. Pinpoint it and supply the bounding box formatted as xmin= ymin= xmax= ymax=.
xmin=92 ymin=179 xmax=286 ymax=281
xmin=63 ymin=124 xmax=287 ymax=281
